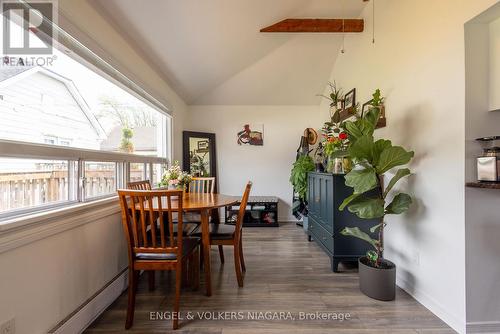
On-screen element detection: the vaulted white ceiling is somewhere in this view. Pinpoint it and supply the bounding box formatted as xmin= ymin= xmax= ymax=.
xmin=92 ymin=0 xmax=366 ymax=105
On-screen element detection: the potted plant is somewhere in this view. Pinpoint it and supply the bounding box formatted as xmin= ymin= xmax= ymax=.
xmin=321 ymin=120 xmax=351 ymax=173
xmin=159 ymin=161 xmax=193 ymax=192
xmin=290 ymin=154 xmax=315 ymax=230
xmin=339 ymin=90 xmax=414 ymax=301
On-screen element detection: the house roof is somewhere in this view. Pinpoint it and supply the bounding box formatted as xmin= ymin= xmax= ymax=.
xmin=0 ymin=66 xmax=106 ymax=139
xmin=100 ymin=126 xmax=156 ymax=152
xmin=0 ymin=66 xmax=33 ymax=82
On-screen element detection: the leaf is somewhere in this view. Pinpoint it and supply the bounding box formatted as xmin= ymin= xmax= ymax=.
xmin=339 ymin=192 xmax=362 ymax=211
xmin=345 ymin=166 xmax=378 ymax=194
xmin=344 ymin=120 xmax=363 ymax=140
xmin=370 ymin=223 xmax=383 ymax=233
xmin=385 ymin=193 xmax=412 ymax=214
xmin=364 ymin=107 xmax=381 ymax=128
xmin=372 ymin=139 xmax=392 ymax=166
xmin=375 ymin=146 xmax=414 ymax=174
xmin=383 ymin=168 xmax=411 ymax=198
xmin=341 ymin=227 xmax=378 ymax=249
xmin=347 ymin=134 xmax=374 ymax=162
xmin=348 ymin=197 xmax=385 ymax=219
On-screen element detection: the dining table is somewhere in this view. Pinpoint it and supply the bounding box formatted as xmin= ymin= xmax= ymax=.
xmin=146 ymin=192 xmax=238 ymax=296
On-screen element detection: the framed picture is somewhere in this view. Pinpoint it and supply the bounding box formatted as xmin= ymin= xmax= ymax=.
xmin=361 ymin=99 xmax=373 ymax=118
xmin=237 ymin=124 xmax=264 ymax=146
xmin=343 ymin=88 xmax=356 ymax=111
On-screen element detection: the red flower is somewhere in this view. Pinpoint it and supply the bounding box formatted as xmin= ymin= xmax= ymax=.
xmin=339 ymin=132 xmax=348 ymax=140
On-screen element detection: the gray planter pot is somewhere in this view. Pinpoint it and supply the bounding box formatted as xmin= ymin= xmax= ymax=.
xmin=358 ymin=257 xmax=396 ymax=301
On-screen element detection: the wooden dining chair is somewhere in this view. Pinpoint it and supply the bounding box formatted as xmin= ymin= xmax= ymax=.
xmin=127 ymin=180 xmax=152 ymax=190
xmin=192 ymin=182 xmax=252 ymax=287
xmin=127 ymin=180 xmax=198 ymax=236
xmin=188 ymin=177 xmax=216 ymax=194
xmin=118 ymin=189 xmax=200 ymax=330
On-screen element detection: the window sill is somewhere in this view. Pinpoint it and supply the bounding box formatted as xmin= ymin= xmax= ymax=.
xmin=0 ymin=197 xmax=121 ymax=254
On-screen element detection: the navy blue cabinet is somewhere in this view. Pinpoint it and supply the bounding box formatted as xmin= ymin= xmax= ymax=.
xmin=307 ymin=172 xmax=378 ymax=272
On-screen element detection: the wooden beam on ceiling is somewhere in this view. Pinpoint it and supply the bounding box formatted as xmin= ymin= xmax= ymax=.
xmin=260 ymin=18 xmax=364 ymax=33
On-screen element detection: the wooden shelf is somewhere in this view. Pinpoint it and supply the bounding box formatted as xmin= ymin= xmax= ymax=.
xmin=466 ymin=182 xmax=500 ymax=189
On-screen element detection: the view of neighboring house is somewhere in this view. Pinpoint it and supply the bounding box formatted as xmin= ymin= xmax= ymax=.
xmin=0 ymin=66 xmax=105 ymax=150
xmin=100 ymin=125 xmax=157 ymax=155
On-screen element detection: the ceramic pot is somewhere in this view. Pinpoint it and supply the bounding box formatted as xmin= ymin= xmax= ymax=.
xmin=358 ymin=256 xmax=396 ymax=301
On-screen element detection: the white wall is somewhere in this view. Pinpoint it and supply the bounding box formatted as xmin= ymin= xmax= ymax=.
xmin=326 ymin=1 xmax=497 ymax=333
xmin=0 ymin=204 xmax=126 ymax=333
xmin=489 ymin=16 xmax=500 ymax=111
xmin=187 ymin=105 xmax=326 ymax=221
xmin=465 ymin=4 xmax=500 ymax=330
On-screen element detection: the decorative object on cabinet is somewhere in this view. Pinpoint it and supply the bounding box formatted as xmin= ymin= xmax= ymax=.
xmin=225 ymin=196 xmax=278 ymax=227
xmin=307 ymin=172 xmax=379 ymax=272
xmin=339 ymin=103 xmax=414 ymax=301
xmin=237 ymin=124 xmax=263 ymax=146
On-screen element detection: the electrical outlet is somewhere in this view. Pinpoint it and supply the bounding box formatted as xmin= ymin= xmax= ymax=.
xmin=0 ymin=318 xmax=15 ymax=334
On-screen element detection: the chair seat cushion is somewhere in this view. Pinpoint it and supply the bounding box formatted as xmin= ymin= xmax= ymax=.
xmin=136 ymin=237 xmax=200 ymax=260
xmin=192 ymin=223 xmax=235 ymax=240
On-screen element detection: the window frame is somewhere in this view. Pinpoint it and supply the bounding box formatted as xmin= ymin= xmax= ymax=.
xmin=0 ymin=139 xmax=168 ymax=221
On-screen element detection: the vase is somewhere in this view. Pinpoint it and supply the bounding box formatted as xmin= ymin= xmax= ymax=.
xmin=326 ymin=157 xmax=345 ymax=174
xmin=342 ymin=157 xmax=352 ymax=173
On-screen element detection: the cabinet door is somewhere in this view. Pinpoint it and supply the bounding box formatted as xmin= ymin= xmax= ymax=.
xmin=308 ymin=173 xmax=318 ymax=219
xmin=319 ymin=175 xmax=334 ymax=233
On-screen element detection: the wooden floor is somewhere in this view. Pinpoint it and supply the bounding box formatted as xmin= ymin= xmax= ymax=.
xmin=85 ymin=223 xmax=454 ymax=334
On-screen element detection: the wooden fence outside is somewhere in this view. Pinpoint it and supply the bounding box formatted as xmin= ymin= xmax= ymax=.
xmin=0 ymin=168 xmax=145 ymax=212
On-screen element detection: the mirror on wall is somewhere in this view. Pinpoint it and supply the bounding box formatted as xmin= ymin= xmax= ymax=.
xmin=182 ymin=131 xmax=217 ymax=180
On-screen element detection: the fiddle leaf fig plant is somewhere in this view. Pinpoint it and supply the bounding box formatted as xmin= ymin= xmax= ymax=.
xmin=339 ymin=89 xmax=415 ymax=268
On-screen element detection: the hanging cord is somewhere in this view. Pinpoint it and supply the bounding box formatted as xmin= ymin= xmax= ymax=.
xmin=341 ymin=0 xmax=346 ymax=53
xmin=372 ymin=0 xmax=376 ymax=44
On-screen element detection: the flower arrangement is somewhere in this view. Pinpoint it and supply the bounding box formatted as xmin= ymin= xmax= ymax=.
xmin=159 ymin=161 xmax=192 ymax=190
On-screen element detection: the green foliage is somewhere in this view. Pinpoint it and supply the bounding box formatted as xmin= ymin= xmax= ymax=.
xmin=120 ymin=127 xmax=134 ymax=153
xmin=347 ymin=197 xmax=385 ymax=219
xmin=338 ymin=89 xmax=415 ymax=268
xmin=385 ymin=193 xmax=412 ymax=214
xmin=290 ymin=155 xmax=315 ymax=201
xmin=345 ymin=166 xmax=377 ymax=194
xmin=341 ymin=227 xmax=379 ymax=249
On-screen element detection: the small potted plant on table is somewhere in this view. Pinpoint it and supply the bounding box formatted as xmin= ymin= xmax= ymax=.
xmin=339 ymin=91 xmax=414 ymax=301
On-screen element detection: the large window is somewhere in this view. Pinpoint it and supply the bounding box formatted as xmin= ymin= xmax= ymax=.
xmin=0 ymin=5 xmax=171 ymax=220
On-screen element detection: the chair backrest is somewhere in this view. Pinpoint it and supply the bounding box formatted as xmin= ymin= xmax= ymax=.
xmin=234 ymin=182 xmax=252 ymax=239
xmin=127 ymin=180 xmax=152 ymax=191
xmin=118 ymin=189 xmax=184 ymax=263
xmin=188 ymin=177 xmax=215 ymax=194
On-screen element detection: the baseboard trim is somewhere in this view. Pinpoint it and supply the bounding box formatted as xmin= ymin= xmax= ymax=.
xmin=49 ymin=268 xmax=128 ymax=334
xmin=396 ymin=276 xmax=465 ymax=334
xmin=467 ymin=321 xmax=500 ymax=333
